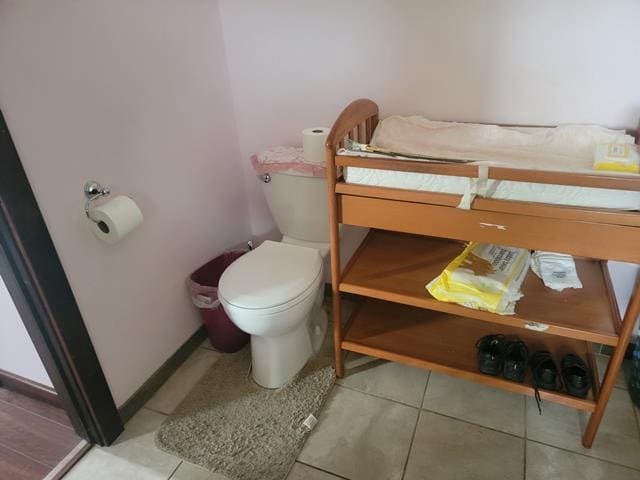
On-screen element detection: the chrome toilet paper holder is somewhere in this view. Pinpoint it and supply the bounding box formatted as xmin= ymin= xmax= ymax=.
xmin=84 ymin=180 xmax=110 ymax=224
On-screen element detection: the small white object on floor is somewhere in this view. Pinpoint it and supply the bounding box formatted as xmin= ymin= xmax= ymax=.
xmin=302 ymin=414 xmax=318 ymax=430
xmin=531 ymin=251 xmax=582 ymax=291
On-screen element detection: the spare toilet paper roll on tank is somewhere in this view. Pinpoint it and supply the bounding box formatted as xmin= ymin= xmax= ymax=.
xmin=302 ymin=127 xmax=330 ymax=164
xmin=89 ymin=195 xmax=143 ymax=244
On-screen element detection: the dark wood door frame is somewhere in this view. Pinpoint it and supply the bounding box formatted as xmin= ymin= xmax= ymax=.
xmin=0 ymin=110 xmax=123 ymax=446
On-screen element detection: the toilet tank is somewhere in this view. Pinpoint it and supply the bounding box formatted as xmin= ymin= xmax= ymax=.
xmin=261 ymin=172 xmax=329 ymax=243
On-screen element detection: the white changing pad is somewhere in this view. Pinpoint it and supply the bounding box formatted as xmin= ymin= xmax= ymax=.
xmin=344 ymin=167 xmax=640 ymax=210
xmin=342 ymin=115 xmax=640 ymax=210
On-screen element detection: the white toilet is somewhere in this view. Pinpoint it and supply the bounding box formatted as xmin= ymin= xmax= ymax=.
xmin=217 ymin=171 xmax=333 ymax=388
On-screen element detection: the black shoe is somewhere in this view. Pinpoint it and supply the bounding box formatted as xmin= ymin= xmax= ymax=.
xmin=532 ymin=351 xmax=560 ymax=414
xmin=476 ymin=334 xmax=506 ymax=376
xmin=561 ymin=354 xmax=592 ymax=399
xmin=503 ymin=340 xmax=529 ymax=383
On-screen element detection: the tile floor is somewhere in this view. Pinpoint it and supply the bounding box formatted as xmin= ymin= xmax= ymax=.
xmin=65 ymin=338 xmax=640 ymax=480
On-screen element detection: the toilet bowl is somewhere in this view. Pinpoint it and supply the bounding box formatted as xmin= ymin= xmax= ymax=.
xmin=217 ymin=157 xmax=367 ymax=388
xmin=217 ymin=240 xmax=327 ymax=388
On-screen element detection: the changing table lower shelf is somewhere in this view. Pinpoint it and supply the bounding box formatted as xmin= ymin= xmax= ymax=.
xmin=342 ymin=298 xmax=598 ymax=412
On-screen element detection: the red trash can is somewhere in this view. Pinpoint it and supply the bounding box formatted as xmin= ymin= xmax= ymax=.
xmin=187 ymin=250 xmax=249 ymax=353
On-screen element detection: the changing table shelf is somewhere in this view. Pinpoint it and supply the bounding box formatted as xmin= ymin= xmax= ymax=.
xmin=340 ymin=230 xmax=621 ymax=346
xmin=343 ymin=298 xmax=597 ymax=412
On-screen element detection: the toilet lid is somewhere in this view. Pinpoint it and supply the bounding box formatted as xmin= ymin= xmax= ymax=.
xmin=218 ymin=241 xmax=322 ymax=310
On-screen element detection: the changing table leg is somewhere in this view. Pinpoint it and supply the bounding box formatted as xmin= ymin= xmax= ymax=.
xmin=326 ymin=148 xmax=344 ymax=378
xmin=331 ymin=272 xmax=344 ymax=378
xmin=329 ymin=222 xmax=344 ymax=378
xmin=582 ymin=275 xmax=640 ymax=448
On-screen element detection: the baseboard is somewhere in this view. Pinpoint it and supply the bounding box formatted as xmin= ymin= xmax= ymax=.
xmin=43 ymin=440 xmax=91 ymax=480
xmin=118 ymin=326 xmax=207 ymax=423
xmin=0 ymin=368 xmax=60 ymax=407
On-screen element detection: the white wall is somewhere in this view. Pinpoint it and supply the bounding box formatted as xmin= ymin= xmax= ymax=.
xmin=218 ymin=0 xmax=640 ymax=316
xmin=0 ymin=276 xmax=52 ymax=387
xmin=0 ymin=0 xmax=251 ymax=406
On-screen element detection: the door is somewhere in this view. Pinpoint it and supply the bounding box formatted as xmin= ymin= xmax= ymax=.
xmin=0 ymin=110 xmax=123 ymax=446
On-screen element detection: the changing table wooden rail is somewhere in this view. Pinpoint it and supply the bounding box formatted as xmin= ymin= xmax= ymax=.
xmin=325 ymin=98 xmax=640 ymax=449
xmin=335 ymin=155 xmax=640 ymax=191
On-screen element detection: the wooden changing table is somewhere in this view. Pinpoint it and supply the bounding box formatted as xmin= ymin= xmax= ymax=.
xmin=324 ymin=99 xmax=640 ymax=448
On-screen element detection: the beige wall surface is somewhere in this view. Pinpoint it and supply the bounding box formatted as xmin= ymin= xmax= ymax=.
xmin=0 ymin=0 xmax=250 ymax=406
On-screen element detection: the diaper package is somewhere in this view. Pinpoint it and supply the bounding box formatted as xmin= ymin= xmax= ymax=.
xmin=593 ymin=143 xmax=640 ymax=174
xmin=427 ymin=243 xmax=531 ymax=315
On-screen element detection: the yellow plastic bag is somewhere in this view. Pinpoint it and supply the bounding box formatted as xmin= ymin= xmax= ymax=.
xmin=426 ymin=243 xmax=531 ymax=315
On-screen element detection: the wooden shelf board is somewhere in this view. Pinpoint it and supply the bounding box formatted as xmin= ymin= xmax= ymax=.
xmin=342 ymin=298 xmax=597 ymax=412
xmin=340 ymin=230 xmax=620 ymax=346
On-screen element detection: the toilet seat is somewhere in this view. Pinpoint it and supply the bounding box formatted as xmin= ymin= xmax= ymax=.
xmin=218 ymin=240 xmax=323 ymax=313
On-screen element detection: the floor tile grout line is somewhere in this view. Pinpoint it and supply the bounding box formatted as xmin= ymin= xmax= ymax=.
xmin=401 ymin=373 xmax=430 ymax=480
xmin=166 ymin=460 xmax=182 ymax=479
xmin=0 ymin=439 xmax=55 ymax=469
xmin=199 ymin=344 xmax=221 ymax=353
xmin=623 ymin=390 xmax=640 ymax=442
xmin=400 ymin=409 xmax=422 ymax=480
xmin=143 ymin=405 xmax=171 ymax=417
xmin=296 ymin=460 xmax=351 ymax=479
xmin=523 ymin=397 xmax=528 ymax=440
xmin=522 ymin=436 xmax=527 ymax=480
xmin=523 ymin=395 xmax=528 ymax=480
xmin=283 ymin=456 xmax=299 ymax=479
xmin=526 ymin=438 xmax=640 ymax=473
xmin=419 ymin=371 xmax=431 ymax=410
xmin=0 ymin=397 xmax=76 ymax=431
xmin=612 ymin=381 xmax=640 ymax=444
xmin=632 ymin=398 xmax=640 ymax=440
xmin=597 ymin=353 xmax=629 ymax=392
xmin=334 ymin=383 xmax=421 ymax=410
xmin=419 ymin=406 xmax=525 ymax=440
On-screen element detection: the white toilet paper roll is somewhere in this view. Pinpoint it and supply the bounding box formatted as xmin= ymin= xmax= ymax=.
xmin=302 ymin=127 xmax=330 ymax=164
xmin=88 ymin=195 xmax=144 ymax=244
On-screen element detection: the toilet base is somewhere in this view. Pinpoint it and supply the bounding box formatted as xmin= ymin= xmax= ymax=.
xmin=310 ymin=307 xmax=328 ymax=354
xmin=250 ymin=304 xmax=327 ymax=389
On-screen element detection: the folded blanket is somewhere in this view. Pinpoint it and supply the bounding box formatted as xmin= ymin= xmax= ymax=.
xmin=251 ymin=146 xmax=326 ymax=178
xmin=370 ymin=116 xmax=634 ymax=173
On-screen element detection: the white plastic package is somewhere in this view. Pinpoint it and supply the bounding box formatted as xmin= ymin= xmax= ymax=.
xmin=593 ymin=143 xmax=640 ymax=174
xmin=531 ymin=251 xmax=582 ymax=292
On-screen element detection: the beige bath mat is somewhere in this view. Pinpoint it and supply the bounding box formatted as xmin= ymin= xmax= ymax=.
xmin=155 ymin=343 xmax=334 ymax=480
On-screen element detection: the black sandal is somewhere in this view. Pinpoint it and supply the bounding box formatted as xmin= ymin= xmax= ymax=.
xmin=531 ymin=351 xmax=560 ymax=414
xmin=561 ymin=354 xmax=592 ymax=399
xmin=503 ymin=340 xmax=529 ymax=383
xmin=476 ymin=334 xmax=506 ymax=376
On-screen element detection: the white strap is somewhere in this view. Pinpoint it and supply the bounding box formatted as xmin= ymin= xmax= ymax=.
xmin=457 ymin=178 xmax=477 ymax=210
xmin=476 ymin=164 xmax=489 ymax=195
xmin=457 ymin=164 xmax=490 ymax=210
